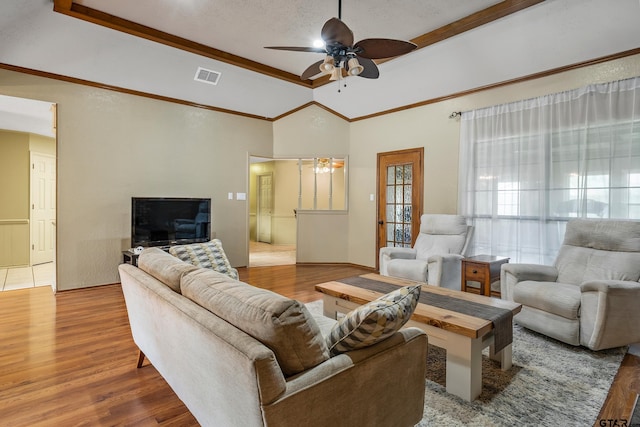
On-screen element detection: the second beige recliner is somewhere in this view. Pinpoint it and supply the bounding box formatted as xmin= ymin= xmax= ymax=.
xmin=501 ymin=218 xmax=640 ymax=350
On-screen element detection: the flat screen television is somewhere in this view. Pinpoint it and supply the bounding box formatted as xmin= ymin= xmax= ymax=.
xmin=131 ymin=197 xmax=211 ymax=248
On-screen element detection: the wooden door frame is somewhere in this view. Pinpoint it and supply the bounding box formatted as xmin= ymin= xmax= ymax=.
xmin=376 ymin=147 xmax=424 ymax=270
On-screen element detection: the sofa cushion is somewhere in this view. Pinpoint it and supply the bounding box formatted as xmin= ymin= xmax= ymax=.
xmin=326 ymin=284 xmax=421 ymax=355
xmin=169 ymin=239 xmax=239 ymax=280
xmin=513 ymin=281 xmax=581 ymax=320
xmin=181 ymin=268 xmax=329 ymax=376
xmin=137 ymin=247 xmax=199 ymax=293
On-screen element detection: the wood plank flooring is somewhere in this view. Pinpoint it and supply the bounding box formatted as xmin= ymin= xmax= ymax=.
xmin=0 ymin=264 xmax=637 ymax=426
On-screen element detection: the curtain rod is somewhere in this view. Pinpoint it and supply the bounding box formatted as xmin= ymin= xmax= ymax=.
xmin=449 ymin=111 xmax=462 ymax=119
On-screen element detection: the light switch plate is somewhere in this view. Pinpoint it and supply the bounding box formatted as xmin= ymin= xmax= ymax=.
xmin=236 ymin=192 xmax=246 ymax=200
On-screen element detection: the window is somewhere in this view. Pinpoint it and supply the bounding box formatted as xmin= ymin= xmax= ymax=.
xmin=299 ymin=158 xmax=347 ymax=210
xmin=459 ymin=77 xmax=640 ymax=263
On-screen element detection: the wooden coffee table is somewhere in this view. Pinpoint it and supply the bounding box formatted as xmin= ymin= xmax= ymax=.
xmin=315 ymin=273 xmax=522 ymax=401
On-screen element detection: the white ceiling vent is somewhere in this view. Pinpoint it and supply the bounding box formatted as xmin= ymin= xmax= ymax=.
xmin=194 ymin=67 xmax=221 ymax=85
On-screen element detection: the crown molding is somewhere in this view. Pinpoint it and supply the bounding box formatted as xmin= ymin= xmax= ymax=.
xmin=271 ymin=101 xmax=350 ymax=122
xmin=0 ymin=62 xmax=272 ymax=121
xmin=3 ymin=48 xmax=638 ymax=125
xmin=349 ymin=47 xmax=640 ymax=122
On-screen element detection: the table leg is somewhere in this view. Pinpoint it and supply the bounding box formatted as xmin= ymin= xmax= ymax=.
xmin=489 ymin=342 xmax=512 ymax=371
xmin=482 ymin=276 xmax=490 ymax=296
xmin=445 ymin=334 xmax=484 ymax=401
xmin=321 ymin=295 xmax=339 ymax=319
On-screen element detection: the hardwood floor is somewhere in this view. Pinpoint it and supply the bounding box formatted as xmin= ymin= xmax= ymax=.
xmin=0 ymin=264 xmax=637 ymax=426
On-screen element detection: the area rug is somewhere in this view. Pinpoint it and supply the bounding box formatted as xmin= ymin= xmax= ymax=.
xmin=305 ymin=300 xmax=626 ymax=427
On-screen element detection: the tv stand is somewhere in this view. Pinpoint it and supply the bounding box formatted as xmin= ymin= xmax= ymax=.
xmin=122 ymin=246 xmax=173 ymax=266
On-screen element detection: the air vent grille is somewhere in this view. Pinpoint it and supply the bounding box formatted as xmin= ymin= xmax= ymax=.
xmin=194 ymin=67 xmax=221 ymax=85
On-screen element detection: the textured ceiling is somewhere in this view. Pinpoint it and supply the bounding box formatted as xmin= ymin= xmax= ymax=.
xmin=1 ymin=0 xmax=640 ymax=121
xmin=73 ymin=0 xmax=502 ymax=77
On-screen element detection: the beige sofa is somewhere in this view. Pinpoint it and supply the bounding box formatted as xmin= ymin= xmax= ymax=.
xmin=118 ymin=248 xmax=428 ymax=427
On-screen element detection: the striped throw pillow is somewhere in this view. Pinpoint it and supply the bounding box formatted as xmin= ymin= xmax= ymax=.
xmin=326 ymin=284 xmax=421 ymax=355
xmin=169 ymin=239 xmax=239 ymax=280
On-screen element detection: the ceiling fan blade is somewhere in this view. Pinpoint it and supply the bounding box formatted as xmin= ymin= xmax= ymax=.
xmin=301 ymin=60 xmax=324 ymax=80
xmin=321 ymin=18 xmax=354 ymax=47
xmin=265 ymin=46 xmax=327 ymax=53
xmin=354 ymin=39 xmax=417 ymax=59
xmin=356 ymin=56 xmax=379 ymax=79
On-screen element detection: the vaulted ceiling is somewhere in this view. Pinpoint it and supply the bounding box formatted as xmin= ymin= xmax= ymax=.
xmin=1 ymin=0 xmax=640 ymax=120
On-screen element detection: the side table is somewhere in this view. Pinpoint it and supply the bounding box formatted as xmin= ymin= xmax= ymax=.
xmin=461 ymin=255 xmax=509 ymax=297
xmin=122 ymin=250 xmax=140 ymax=267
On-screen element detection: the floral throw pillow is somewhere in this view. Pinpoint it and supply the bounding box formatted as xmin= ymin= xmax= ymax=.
xmin=326 ymin=284 xmax=421 ymax=355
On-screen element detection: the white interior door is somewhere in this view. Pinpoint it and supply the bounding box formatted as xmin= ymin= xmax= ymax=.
xmin=257 ymin=173 xmax=273 ymax=243
xmin=30 ymin=152 xmax=56 ymax=265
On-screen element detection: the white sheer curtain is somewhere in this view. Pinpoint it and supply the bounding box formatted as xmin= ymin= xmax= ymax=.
xmin=459 ymin=76 xmax=640 ymax=264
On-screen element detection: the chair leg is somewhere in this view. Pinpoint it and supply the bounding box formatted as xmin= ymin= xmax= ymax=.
xmin=136 ymin=349 xmax=146 ymax=368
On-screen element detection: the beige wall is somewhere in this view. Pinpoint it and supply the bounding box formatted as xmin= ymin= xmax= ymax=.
xmin=0 ymin=130 xmax=29 ymax=219
xmin=0 ymin=130 xmax=30 ymax=266
xmin=30 ymin=133 xmax=56 ymax=156
xmin=273 ymin=104 xmax=349 ymax=158
xmin=0 ymin=68 xmax=273 ymax=290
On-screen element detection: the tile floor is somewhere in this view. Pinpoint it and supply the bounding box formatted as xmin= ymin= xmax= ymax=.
xmin=249 ymin=241 xmax=296 ymax=267
xmin=0 ymin=262 xmax=56 ymax=292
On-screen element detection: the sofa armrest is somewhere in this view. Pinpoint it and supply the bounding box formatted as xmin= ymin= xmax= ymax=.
xmin=579 ymin=280 xmax=640 ymax=350
xmin=263 ymin=327 xmax=428 ymax=427
xmin=580 ymin=280 xmax=640 ymax=293
xmin=500 ymin=264 xmax=558 ymax=301
xmin=427 ymin=254 xmax=464 ymax=289
xmin=379 ymin=247 xmax=417 ymax=275
xmin=386 ymin=259 xmax=429 ymax=282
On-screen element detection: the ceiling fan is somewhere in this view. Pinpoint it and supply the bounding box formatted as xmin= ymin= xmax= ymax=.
xmin=265 ymin=0 xmax=417 ymax=81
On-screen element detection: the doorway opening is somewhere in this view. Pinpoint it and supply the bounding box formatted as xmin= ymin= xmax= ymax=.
xmin=248 ymin=155 xmax=348 ymax=266
xmin=0 ymin=95 xmax=56 ymax=292
xmin=249 ymin=157 xmax=296 ymax=267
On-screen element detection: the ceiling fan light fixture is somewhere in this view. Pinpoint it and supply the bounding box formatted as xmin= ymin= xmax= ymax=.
xmin=266 ymin=2 xmax=416 ymax=83
xmin=347 ymin=57 xmax=364 ymax=76
xmin=329 ymin=67 xmax=341 ymax=81
xmin=319 ymin=56 xmax=335 ymax=73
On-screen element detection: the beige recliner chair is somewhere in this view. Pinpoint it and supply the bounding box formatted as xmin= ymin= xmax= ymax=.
xmin=501 ymin=219 xmax=640 ymax=350
xmin=379 ymin=214 xmax=473 ymax=289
